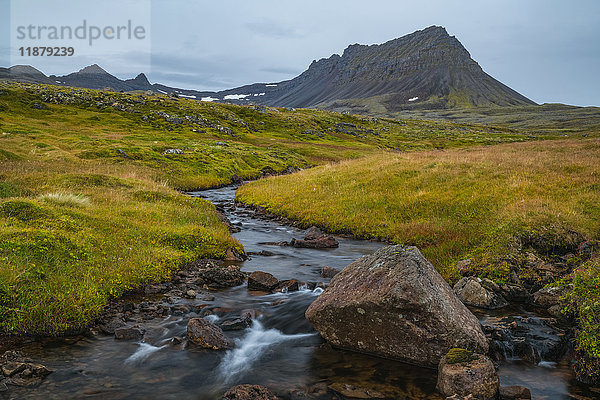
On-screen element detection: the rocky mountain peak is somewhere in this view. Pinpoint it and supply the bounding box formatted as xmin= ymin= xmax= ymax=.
xmin=77 ymin=64 xmax=108 ymax=75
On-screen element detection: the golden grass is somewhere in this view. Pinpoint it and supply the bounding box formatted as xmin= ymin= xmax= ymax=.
xmin=237 ymin=139 xmax=600 ymax=280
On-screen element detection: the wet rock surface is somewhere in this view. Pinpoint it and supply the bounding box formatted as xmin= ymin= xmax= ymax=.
xmin=306 ymin=245 xmax=489 ymax=367
xmin=437 ymin=351 xmax=498 ymax=400
xmin=0 ymin=351 xmax=52 ymax=388
xmin=482 ymin=315 xmax=568 ymax=363
xmin=187 ymin=318 xmax=233 ymax=350
xmin=248 ymin=271 xmax=279 ymax=292
xmin=499 ymin=385 xmax=532 ymax=400
xmin=221 ymin=384 xmax=279 ymax=399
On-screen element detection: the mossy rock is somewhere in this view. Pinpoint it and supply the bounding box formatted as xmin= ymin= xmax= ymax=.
xmin=518 ymin=225 xmax=584 ymax=257
xmin=445 ymin=348 xmax=478 ymax=364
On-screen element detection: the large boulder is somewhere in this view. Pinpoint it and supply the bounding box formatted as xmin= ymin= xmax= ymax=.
xmin=454 ymin=277 xmax=508 ymax=309
xmin=437 ymin=349 xmax=499 ymax=400
xmin=187 ymin=318 xmax=232 ymax=350
xmin=305 ymin=245 xmax=489 ymax=367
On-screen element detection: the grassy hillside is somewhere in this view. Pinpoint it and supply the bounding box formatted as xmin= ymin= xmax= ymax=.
xmin=0 ymin=81 xmax=556 ymax=334
xmin=319 ymin=99 xmax=600 ymax=136
xmin=237 ymin=139 xmax=600 ymax=282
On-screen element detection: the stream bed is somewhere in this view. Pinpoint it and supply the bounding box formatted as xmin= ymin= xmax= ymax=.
xmin=2 ymin=186 xmax=593 ymax=399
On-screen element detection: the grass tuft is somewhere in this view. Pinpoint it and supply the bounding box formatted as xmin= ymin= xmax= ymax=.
xmin=39 ymin=192 xmax=91 ymax=207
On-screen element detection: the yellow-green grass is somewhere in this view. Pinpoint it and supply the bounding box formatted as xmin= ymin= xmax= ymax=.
xmin=0 ymin=159 xmax=242 ymax=334
xmin=0 ymin=81 xmax=593 ymax=335
xmin=0 ymin=82 xmax=559 ymax=191
xmin=237 ymin=139 xmax=600 ymax=282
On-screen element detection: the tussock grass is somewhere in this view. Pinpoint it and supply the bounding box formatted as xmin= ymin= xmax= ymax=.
xmin=237 ymin=139 xmax=600 ymax=281
xmin=38 ymin=192 xmax=91 ymax=207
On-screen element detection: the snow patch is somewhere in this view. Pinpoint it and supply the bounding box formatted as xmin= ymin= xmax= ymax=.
xmin=201 ymin=96 xmax=219 ymax=102
xmin=224 ymin=94 xmax=251 ymax=100
xmin=408 ymin=97 xmax=419 ymax=102
xmin=157 ymin=89 xmax=168 ymax=94
xmin=265 ymin=84 xmax=277 ymax=87
xmin=179 ymin=94 xmax=196 ymax=99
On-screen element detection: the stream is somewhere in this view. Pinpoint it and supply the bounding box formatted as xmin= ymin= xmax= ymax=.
xmin=2 ymin=186 xmax=593 ymax=399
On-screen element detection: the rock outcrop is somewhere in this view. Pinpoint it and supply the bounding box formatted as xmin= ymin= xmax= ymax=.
xmin=305 ymin=245 xmax=489 ymax=367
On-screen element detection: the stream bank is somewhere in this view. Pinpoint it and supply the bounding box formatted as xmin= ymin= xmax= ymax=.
xmin=0 ymin=186 xmax=596 ymax=399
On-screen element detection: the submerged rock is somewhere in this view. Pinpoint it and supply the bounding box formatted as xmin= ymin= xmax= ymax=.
xmin=305 ymin=245 xmax=488 ymax=367
xmin=328 ymin=382 xmax=386 ymax=399
xmin=453 ymin=277 xmax=508 ymax=309
xmin=499 ymin=385 xmax=532 ymax=400
xmin=187 ymin=318 xmax=232 ymax=350
xmin=437 ymin=350 xmax=499 ymax=400
xmin=221 ymin=384 xmax=279 ymax=399
xmin=0 ymin=351 xmax=52 ymax=387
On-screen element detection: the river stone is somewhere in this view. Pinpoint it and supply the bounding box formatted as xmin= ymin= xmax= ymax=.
xmin=114 ymin=325 xmax=145 ymax=341
xmin=221 ymin=384 xmax=278 ymax=399
xmin=248 ymin=271 xmax=279 ymax=292
xmin=532 ymin=286 xmax=564 ymax=308
xmin=276 ymin=279 xmax=300 ymax=293
xmin=305 ymin=245 xmax=489 ymax=367
xmin=196 ymin=266 xmax=246 ymax=288
xmin=437 ymin=352 xmax=499 ymax=400
xmin=304 ymin=226 xmax=323 ymax=240
xmin=499 ymin=385 xmax=531 ymax=400
xmin=187 ymin=318 xmax=232 ymax=350
xmin=290 ymin=236 xmax=339 ymax=249
xmin=454 ymin=277 xmax=508 ymax=309
xmin=321 ymin=266 xmax=340 ymax=278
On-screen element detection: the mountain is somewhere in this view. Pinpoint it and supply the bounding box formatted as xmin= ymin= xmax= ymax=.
xmin=0 ymin=65 xmax=56 ymax=85
xmin=216 ymin=26 xmax=536 ymax=111
xmin=0 ymin=26 xmax=535 ymax=112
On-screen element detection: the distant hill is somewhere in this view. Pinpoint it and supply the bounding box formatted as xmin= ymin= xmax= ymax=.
xmin=0 ymin=26 xmax=555 ymax=114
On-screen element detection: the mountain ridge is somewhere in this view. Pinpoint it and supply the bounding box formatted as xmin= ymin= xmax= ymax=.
xmin=0 ymin=26 xmax=536 ymax=111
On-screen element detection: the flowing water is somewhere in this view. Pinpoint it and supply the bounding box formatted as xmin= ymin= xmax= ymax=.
xmin=3 ymin=186 xmax=594 ymax=399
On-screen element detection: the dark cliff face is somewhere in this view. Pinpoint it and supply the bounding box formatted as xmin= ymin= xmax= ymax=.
xmin=264 ymin=26 xmax=535 ymax=109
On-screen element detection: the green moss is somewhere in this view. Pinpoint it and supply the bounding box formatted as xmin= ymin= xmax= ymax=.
xmin=0 ymin=200 xmax=49 ymax=221
xmin=0 ymin=149 xmax=22 ymax=161
xmin=445 ymin=348 xmax=476 ymax=364
xmin=0 ymin=182 xmax=20 ymax=198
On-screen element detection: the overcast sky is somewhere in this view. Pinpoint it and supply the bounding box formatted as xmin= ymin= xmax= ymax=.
xmin=2 ymin=0 xmax=599 ymax=106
